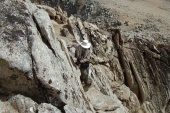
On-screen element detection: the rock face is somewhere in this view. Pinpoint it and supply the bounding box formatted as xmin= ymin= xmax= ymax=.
xmin=0 ymin=0 xmax=170 ymax=113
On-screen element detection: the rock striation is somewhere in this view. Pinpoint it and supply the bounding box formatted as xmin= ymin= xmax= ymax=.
xmin=0 ymin=0 xmax=170 ymax=113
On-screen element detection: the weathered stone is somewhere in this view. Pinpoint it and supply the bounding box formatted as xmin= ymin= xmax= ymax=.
xmin=8 ymin=94 xmax=38 ymax=113
xmin=0 ymin=101 xmax=18 ymax=113
xmin=113 ymin=29 xmax=170 ymax=113
xmin=0 ymin=0 xmax=32 ymax=78
xmin=55 ymin=6 xmax=68 ymax=24
xmin=115 ymin=85 xmax=131 ymax=101
xmin=85 ymin=87 xmax=127 ymax=113
xmin=89 ymin=29 xmax=118 ymax=63
xmin=83 ymin=21 xmax=99 ymax=31
xmin=77 ymin=18 xmax=89 ymax=40
xmin=37 ymin=5 xmax=56 ymax=18
xmin=37 ymin=103 xmax=62 ymax=113
xmin=61 ymin=28 xmax=69 ymax=37
xmin=114 ymin=20 xmax=122 ymax=26
xmin=0 ymin=0 xmax=94 ymax=112
xmin=31 ymin=7 xmax=93 ymax=112
xmin=68 ymin=16 xmax=84 ymax=42
xmin=55 ymin=15 xmax=63 ymax=24
xmin=113 ymin=84 xmax=140 ymax=113
xmin=64 ymin=105 xmax=93 ymax=113
xmin=1 ymin=0 xmax=170 ymax=113
xmin=165 ymin=100 xmax=170 ymax=113
xmin=0 ymin=94 xmax=62 ymax=113
xmin=0 ymin=0 xmax=45 ymax=102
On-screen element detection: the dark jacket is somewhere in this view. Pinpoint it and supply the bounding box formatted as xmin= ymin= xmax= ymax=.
xmin=76 ymin=45 xmax=90 ymax=61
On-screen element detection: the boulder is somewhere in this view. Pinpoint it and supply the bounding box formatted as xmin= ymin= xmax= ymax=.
xmin=8 ymin=94 xmax=38 ymax=113
xmin=37 ymin=103 xmax=62 ymax=113
xmin=85 ymin=87 xmax=127 ymax=113
xmin=0 ymin=100 xmax=18 ymax=113
xmin=0 ymin=94 xmax=62 ymax=113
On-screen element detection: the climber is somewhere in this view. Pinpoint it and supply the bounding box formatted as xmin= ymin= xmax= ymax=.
xmin=75 ymin=40 xmax=92 ymax=86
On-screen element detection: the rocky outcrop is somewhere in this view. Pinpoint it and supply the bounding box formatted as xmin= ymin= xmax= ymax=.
xmin=0 ymin=0 xmax=170 ymax=113
xmin=0 ymin=94 xmax=62 ymax=113
xmin=0 ymin=0 xmax=92 ymax=112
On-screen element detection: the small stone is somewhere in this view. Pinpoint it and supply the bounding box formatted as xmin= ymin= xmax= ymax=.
xmin=124 ymin=21 xmax=129 ymax=26
xmin=114 ymin=20 xmax=122 ymax=26
xmin=48 ymin=79 xmax=52 ymax=84
xmin=61 ymin=28 xmax=69 ymax=37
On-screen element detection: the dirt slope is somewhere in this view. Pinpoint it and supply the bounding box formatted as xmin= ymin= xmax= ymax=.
xmin=96 ymin=0 xmax=170 ymax=24
xmin=95 ymin=0 xmax=170 ymax=35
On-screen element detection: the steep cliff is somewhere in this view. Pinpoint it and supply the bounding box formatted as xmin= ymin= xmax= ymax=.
xmin=0 ymin=0 xmax=170 ymax=113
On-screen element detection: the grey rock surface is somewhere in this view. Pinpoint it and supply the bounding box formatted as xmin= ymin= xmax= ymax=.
xmin=0 ymin=0 xmax=170 ymax=113
xmin=64 ymin=105 xmax=93 ymax=113
xmin=8 ymin=94 xmax=38 ymax=113
xmin=85 ymin=87 xmax=122 ymax=112
xmin=37 ymin=5 xmax=56 ymax=18
xmin=37 ymin=103 xmax=62 ymax=113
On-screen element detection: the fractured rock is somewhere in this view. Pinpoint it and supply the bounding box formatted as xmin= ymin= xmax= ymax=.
xmin=85 ymin=87 xmax=127 ymax=113
xmin=1 ymin=0 xmax=170 ymax=113
xmin=55 ymin=6 xmax=68 ymax=24
xmin=37 ymin=103 xmax=62 ymax=113
xmin=37 ymin=5 xmax=56 ymax=19
xmin=8 ymin=94 xmax=38 ymax=113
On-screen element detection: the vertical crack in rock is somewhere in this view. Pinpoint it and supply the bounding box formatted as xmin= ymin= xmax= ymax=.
xmin=112 ymin=29 xmax=131 ymax=87
xmin=80 ymin=90 xmax=93 ymax=112
xmin=26 ymin=31 xmax=47 ymax=104
xmin=129 ymin=61 xmax=146 ymax=103
xmin=32 ymin=13 xmax=56 ymax=57
xmin=59 ymin=39 xmax=75 ymax=72
xmin=24 ymin=1 xmax=66 ymax=109
xmin=111 ymin=29 xmax=145 ymax=103
xmin=0 ymin=0 xmax=46 ymax=104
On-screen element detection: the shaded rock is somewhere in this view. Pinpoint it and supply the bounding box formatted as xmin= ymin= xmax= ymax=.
xmin=0 ymin=0 xmax=33 ymax=78
xmin=165 ymin=100 xmax=170 ymax=113
xmin=0 ymin=0 xmax=44 ymax=102
xmin=113 ymin=84 xmax=140 ymax=113
xmin=113 ymin=29 xmax=170 ymax=112
xmin=114 ymin=20 xmax=122 ymax=26
xmin=124 ymin=21 xmax=129 ymax=26
xmin=55 ymin=6 xmax=68 ymax=24
xmin=61 ymin=28 xmax=69 ymax=37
